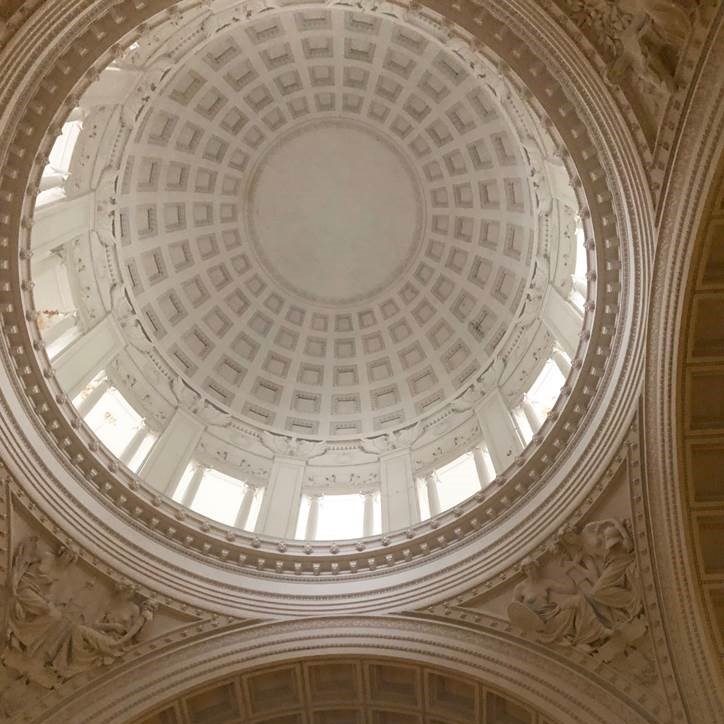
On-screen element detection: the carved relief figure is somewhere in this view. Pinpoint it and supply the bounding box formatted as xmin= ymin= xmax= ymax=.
xmin=565 ymin=0 xmax=693 ymax=125
xmin=508 ymin=518 xmax=646 ymax=659
xmin=508 ymin=557 xmax=613 ymax=648
xmin=1 ymin=538 xmax=155 ymax=708
xmin=53 ymin=585 xmax=155 ymax=680
xmin=608 ymin=11 xmax=678 ymax=98
xmin=618 ymin=0 xmax=692 ymax=50
xmin=579 ymin=518 xmax=642 ymax=623
xmin=3 ymin=539 xmax=74 ymax=685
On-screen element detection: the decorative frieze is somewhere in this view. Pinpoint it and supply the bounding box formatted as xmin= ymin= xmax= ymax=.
xmin=259 ymin=432 xmax=327 ymax=460
xmin=359 ymin=422 xmax=422 ymax=455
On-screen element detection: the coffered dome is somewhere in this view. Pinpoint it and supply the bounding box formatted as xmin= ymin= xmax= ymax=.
xmin=114 ymin=6 xmax=540 ymax=438
xmin=23 ymin=0 xmax=588 ymax=551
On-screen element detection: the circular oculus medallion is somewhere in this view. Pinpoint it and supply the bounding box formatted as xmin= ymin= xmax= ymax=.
xmin=246 ymin=119 xmax=425 ymax=307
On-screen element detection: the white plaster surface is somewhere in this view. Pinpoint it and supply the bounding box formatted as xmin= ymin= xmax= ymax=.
xmin=248 ymin=120 xmax=423 ymax=306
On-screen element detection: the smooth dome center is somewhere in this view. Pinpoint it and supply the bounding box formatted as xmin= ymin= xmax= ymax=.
xmin=246 ymin=120 xmax=423 ymax=306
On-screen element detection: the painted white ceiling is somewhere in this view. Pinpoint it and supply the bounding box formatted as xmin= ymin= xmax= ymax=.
xmin=248 ymin=119 xmax=423 ymax=307
xmin=116 ymin=6 xmax=538 ymax=438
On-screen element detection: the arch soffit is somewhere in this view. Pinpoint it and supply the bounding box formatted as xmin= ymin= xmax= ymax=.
xmin=41 ymin=616 xmax=651 ymax=724
xmin=643 ymin=11 xmax=724 ymax=723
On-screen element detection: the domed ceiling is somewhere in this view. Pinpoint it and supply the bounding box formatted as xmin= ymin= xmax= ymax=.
xmin=3 ymin=0 xmax=719 ymax=719
xmin=115 ymin=5 xmax=538 ymax=438
xmin=23 ymin=0 xmax=588 ymax=549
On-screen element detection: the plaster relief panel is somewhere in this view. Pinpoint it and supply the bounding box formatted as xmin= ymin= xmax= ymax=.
xmin=556 ymin=0 xmax=696 ymax=142
xmin=0 ymin=480 xmax=222 ymax=720
xmin=422 ymin=421 xmax=681 ymax=722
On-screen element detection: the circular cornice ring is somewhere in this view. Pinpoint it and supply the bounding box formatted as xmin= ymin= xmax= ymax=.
xmin=0 ymin=0 xmax=652 ymax=613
